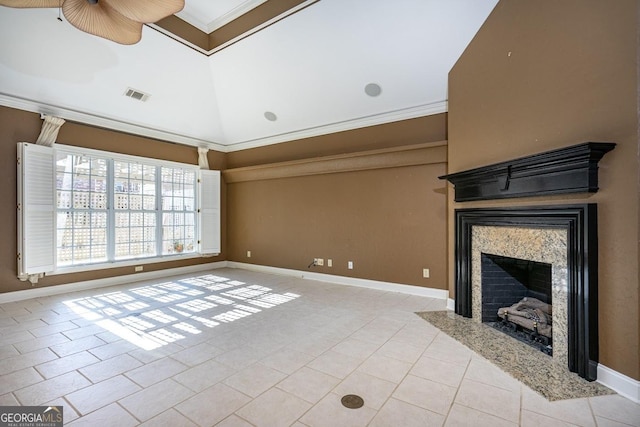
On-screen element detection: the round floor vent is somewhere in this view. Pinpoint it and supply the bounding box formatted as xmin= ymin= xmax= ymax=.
xmin=341 ymin=394 xmax=364 ymax=409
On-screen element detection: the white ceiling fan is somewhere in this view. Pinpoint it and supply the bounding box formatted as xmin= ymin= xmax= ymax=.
xmin=0 ymin=0 xmax=185 ymax=44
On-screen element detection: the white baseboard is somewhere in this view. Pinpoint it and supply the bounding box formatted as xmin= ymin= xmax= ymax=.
xmin=226 ymin=262 xmax=449 ymax=300
xmin=0 ymin=261 xmax=228 ymax=304
xmin=447 ymin=298 xmax=455 ymax=311
xmin=225 ymin=262 xmax=304 ymax=279
xmin=597 ymin=364 xmax=640 ymax=403
xmin=2 ymin=261 xmax=448 ymax=303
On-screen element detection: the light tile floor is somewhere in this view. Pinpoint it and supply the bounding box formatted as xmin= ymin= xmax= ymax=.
xmin=0 ymin=268 xmax=638 ymax=426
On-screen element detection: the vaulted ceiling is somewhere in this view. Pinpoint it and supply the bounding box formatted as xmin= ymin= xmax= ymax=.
xmin=0 ymin=0 xmax=498 ymax=152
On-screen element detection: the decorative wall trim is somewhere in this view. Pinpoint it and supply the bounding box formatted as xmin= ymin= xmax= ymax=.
xmin=447 ymin=298 xmax=455 ymax=311
xmin=225 ymin=101 xmax=448 ymax=152
xmin=454 ymin=205 xmax=598 ymax=381
xmin=0 ymin=93 xmax=226 ymax=152
xmin=440 ymin=142 xmax=616 ymax=202
xmin=226 ymin=261 xmax=449 ymax=300
xmin=0 ymin=94 xmax=446 ymax=153
xmin=0 ymin=262 xmax=226 ymax=304
xmin=597 ymin=364 xmax=640 ymax=404
xmin=223 ymin=141 xmax=447 ymax=183
xmin=152 ymin=0 xmax=318 ymax=55
xmin=177 ymin=0 xmax=269 ymax=34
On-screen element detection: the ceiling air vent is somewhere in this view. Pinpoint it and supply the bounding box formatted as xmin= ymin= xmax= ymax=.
xmin=124 ymin=87 xmax=150 ymax=102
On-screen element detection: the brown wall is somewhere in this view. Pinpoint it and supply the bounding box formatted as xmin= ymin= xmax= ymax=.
xmin=1 ymin=108 xmax=447 ymax=293
xmin=226 ymin=118 xmax=449 ymax=289
xmin=0 ymin=106 xmax=227 ymax=294
xmin=227 ymin=114 xmax=447 ymax=168
xmin=448 ymin=0 xmax=639 ymax=379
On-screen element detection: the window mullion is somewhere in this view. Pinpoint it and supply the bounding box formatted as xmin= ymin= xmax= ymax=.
xmin=195 ymin=174 xmax=199 ymax=252
xmin=156 ymin=165 xmax=163 ymax=256
xmin=107 ymin=159 xmax=115 ymax=262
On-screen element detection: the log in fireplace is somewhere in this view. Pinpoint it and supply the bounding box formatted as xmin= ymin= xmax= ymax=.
xmin=482 ymin=253 xmax=553 ymax=354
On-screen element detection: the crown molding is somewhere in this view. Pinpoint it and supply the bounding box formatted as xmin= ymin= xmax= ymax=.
xmin=224 ymin=100 xmax=448 ymax=152
xmin=0 ymin=93 xmax=226 ymax=152
xmin=2 ymin=93 xmax=447 ymax=153
xmin=177 ymin=0 xmax=269 ymax=34
xmin=152 ymin=0 xmax=319 ymax=56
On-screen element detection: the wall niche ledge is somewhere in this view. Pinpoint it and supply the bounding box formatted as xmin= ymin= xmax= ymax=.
xmin=223 ymin=141 xmax=447 ymax=183
xmin=439 ymin=142 xmax=615 ymax=202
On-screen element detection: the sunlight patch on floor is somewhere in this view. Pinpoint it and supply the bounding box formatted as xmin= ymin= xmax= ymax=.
xmin=63 ymin=274 xmax=300 ymax=350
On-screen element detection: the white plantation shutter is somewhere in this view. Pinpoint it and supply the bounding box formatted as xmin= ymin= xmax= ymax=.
xmin=198 ymin=170 xmax=220 ymax=255
xmin=17 ymin=143 xmax=55 ymax=279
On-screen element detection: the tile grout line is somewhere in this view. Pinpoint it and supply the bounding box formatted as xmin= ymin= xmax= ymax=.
xmin=426 ymin=330 xmax=472 ymax=426
xmin=4 ymin=270 xmax=637 ymax=426
xmin=365 ymin=326 xmax=445 ymax=426
xmin=114 ymin=400 xmax=142 ymax=425
xmin=519 ymin=382 xmax=524 ymax=426
xmin=248 ymin=307 xmax=403 ymax=425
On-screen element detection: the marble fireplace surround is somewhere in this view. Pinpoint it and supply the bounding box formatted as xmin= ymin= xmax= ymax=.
xmin=454 ymin=205 xmax=599 ymax=381
xmin=472 ymin=225 xmax=568 ymax=365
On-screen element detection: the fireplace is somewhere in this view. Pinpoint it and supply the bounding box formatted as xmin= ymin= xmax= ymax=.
xmin=481 ymin=253 xmax=552 ymax=323
xmin=454 ymin=205 xmax=598 ymax=381
xmin=481 ymin=253 xmax=554 ymax=354
xmin=439 ymin=143 xmax=615 ymax=381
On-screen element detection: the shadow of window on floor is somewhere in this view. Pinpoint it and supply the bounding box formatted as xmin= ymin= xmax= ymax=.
xmin=63 ymin=274 xmax=300 ymax=350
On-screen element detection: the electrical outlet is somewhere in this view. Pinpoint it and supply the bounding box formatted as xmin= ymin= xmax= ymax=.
xmin=247 ymin=250 xmax=251 ymax=258
xmin=135 ymin=265 xmax=143 ymax=272
xmin=348 ymin=261 xmax=353 ymax=269
xmin=328 ymin=259 xmax=332 ymax=267
xmin=317 ymin=258 xmax=324 ymax=266
xmin=423 ymin=268 xmax=430 ymax=278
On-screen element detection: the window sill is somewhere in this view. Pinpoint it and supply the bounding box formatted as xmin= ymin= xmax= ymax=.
xmin=47 ymin=253 xmax=215 ymax=276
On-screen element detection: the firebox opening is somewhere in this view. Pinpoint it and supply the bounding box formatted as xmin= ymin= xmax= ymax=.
xmin=481 ymin=253 xmax=553 ymax=355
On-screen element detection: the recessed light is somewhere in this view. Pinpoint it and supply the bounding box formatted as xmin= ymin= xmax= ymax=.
xmin=364 ymin=83 xmax=382 ymax=97
xmin=264 ymin=111 xmax=277 ymax=121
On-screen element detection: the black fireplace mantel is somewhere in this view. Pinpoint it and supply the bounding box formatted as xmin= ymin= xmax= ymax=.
xmin=440 ymin=142 xmax=615 ymax=202
xmin=454 ymin=205 xmax=598 ymax=380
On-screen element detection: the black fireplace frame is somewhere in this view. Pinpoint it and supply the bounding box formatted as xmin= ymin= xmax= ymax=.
xmin=454 ymin=205 xmax=598 ymax=380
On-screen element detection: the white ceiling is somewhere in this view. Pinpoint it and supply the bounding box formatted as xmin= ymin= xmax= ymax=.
xmin=0 ymin=0 xmax=498 ymax=152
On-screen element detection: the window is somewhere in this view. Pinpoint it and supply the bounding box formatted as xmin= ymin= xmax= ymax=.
xmin=56 ymin=150 xmax=199 ymax=266
xmin=56 ymin=152 xmax=109 ymax=266
xmin=18 ymin=143 xmax=220 ymax=279
xmin=161 ymin=167 xmax=196 ymax=255
xmin=113 ymin=161 xmax=157 ymax=260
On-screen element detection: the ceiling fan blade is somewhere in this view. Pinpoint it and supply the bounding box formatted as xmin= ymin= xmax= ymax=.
xmin=0 ymin=0 xmax=59 ymax=7
xmin=105 ymin=0 xmax=184 ymax=23
xmin=62 ymin=0 xmax=142 ymax=45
